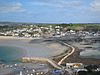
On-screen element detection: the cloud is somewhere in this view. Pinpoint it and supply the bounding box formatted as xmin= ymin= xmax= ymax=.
xmin=0 ymin=2 xmax=25 ymax=13
xmin=90 ymin=0 xmax=100 ymax=12
xmin=31 ymin=0 xmax=82 ymax=9
xmin=31 ymin=2 xmax=62 ymax=8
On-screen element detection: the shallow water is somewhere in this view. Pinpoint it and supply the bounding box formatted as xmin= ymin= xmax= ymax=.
xmin=0 ymin=46 xmax=25 ymax=63
xmin=79 ymin=42 xmax=100 ymax=59
xmin=0 ymin=39 xmax=67 ymax=63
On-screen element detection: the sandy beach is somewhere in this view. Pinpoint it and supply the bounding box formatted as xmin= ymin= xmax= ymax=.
xmin=0 ymin=36 xmax=100 ymax=65
xmin=0 ymin=36 xmax=33 ymax=40
xmin=0 ymin=36 xmax=68 ymax=59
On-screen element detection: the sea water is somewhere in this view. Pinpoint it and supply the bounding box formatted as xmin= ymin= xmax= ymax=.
xmin=0 ymin=39 xmax=67 ymax=63
xmin=80 ymin=42 xmax=100 ymax=59
xmin=0 ymin=46 xmax=25 ymax=63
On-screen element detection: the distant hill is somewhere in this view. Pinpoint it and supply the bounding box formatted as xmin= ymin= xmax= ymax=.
xmin=0 ymin=21 xmax=58 ymax=26
xmin=0 ymin=21 xmax=34 ymax=26
xmin=0 ymin=21 xmax=100 ymax=26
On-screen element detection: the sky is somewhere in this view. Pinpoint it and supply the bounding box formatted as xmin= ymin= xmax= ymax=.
xmin=0 ymin=0 xmax=100 ymax=23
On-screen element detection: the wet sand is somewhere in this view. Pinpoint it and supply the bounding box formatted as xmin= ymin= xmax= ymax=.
xmin=1 ymin=36 xmax=100 ymax=65
xmin=62 ymin=47 xmax=100 ymax=65
xmin=0 ymin=36 xmax=68 ymax=58
xmin=54 ymin=43 xmax=100 ymax=65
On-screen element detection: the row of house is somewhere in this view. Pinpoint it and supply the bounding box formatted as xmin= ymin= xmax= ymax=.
xmin=0 ymin=25 xmax=100 ymax=39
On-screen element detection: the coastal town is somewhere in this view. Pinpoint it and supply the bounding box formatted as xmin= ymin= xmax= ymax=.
xmin=1 ymin=0 xmax=100 ymax=75
xmin=0 ymin=23 xmax=100 ymax=39
xmin=0 ymin=23 xmax=100 ymax=75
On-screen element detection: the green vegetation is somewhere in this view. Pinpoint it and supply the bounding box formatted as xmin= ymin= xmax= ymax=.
xmin=59 ymin=23 xmax=100 ymax=31
xmin=0 ymin=22 xmax=100 ymax=32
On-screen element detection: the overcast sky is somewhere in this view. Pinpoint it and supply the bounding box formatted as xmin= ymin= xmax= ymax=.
xmin=0 ymin=0 xmax=100 ymax=23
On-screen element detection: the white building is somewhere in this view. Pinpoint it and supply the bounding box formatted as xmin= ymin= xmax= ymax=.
xmin=66 ymin=63 xmax=84 ymax=69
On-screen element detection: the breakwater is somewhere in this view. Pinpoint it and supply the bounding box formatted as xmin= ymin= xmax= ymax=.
xmin=22 ymin=57 xmax=62 ymax=69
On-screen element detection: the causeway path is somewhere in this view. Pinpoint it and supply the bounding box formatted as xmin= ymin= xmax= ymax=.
xmin=58 ymin=41 xmax=75 ymax=65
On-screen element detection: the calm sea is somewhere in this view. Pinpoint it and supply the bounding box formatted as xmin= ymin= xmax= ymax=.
xmin=0 ymin=46 xmax=25 ymax=63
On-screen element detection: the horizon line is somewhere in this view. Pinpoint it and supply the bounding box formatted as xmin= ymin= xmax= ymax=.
xmin=0 ymin=21 xmax=100 ymax=24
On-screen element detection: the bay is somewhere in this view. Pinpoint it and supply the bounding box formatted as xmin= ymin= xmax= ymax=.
xmin=0 ymin=46 xmax=25 ymax=63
